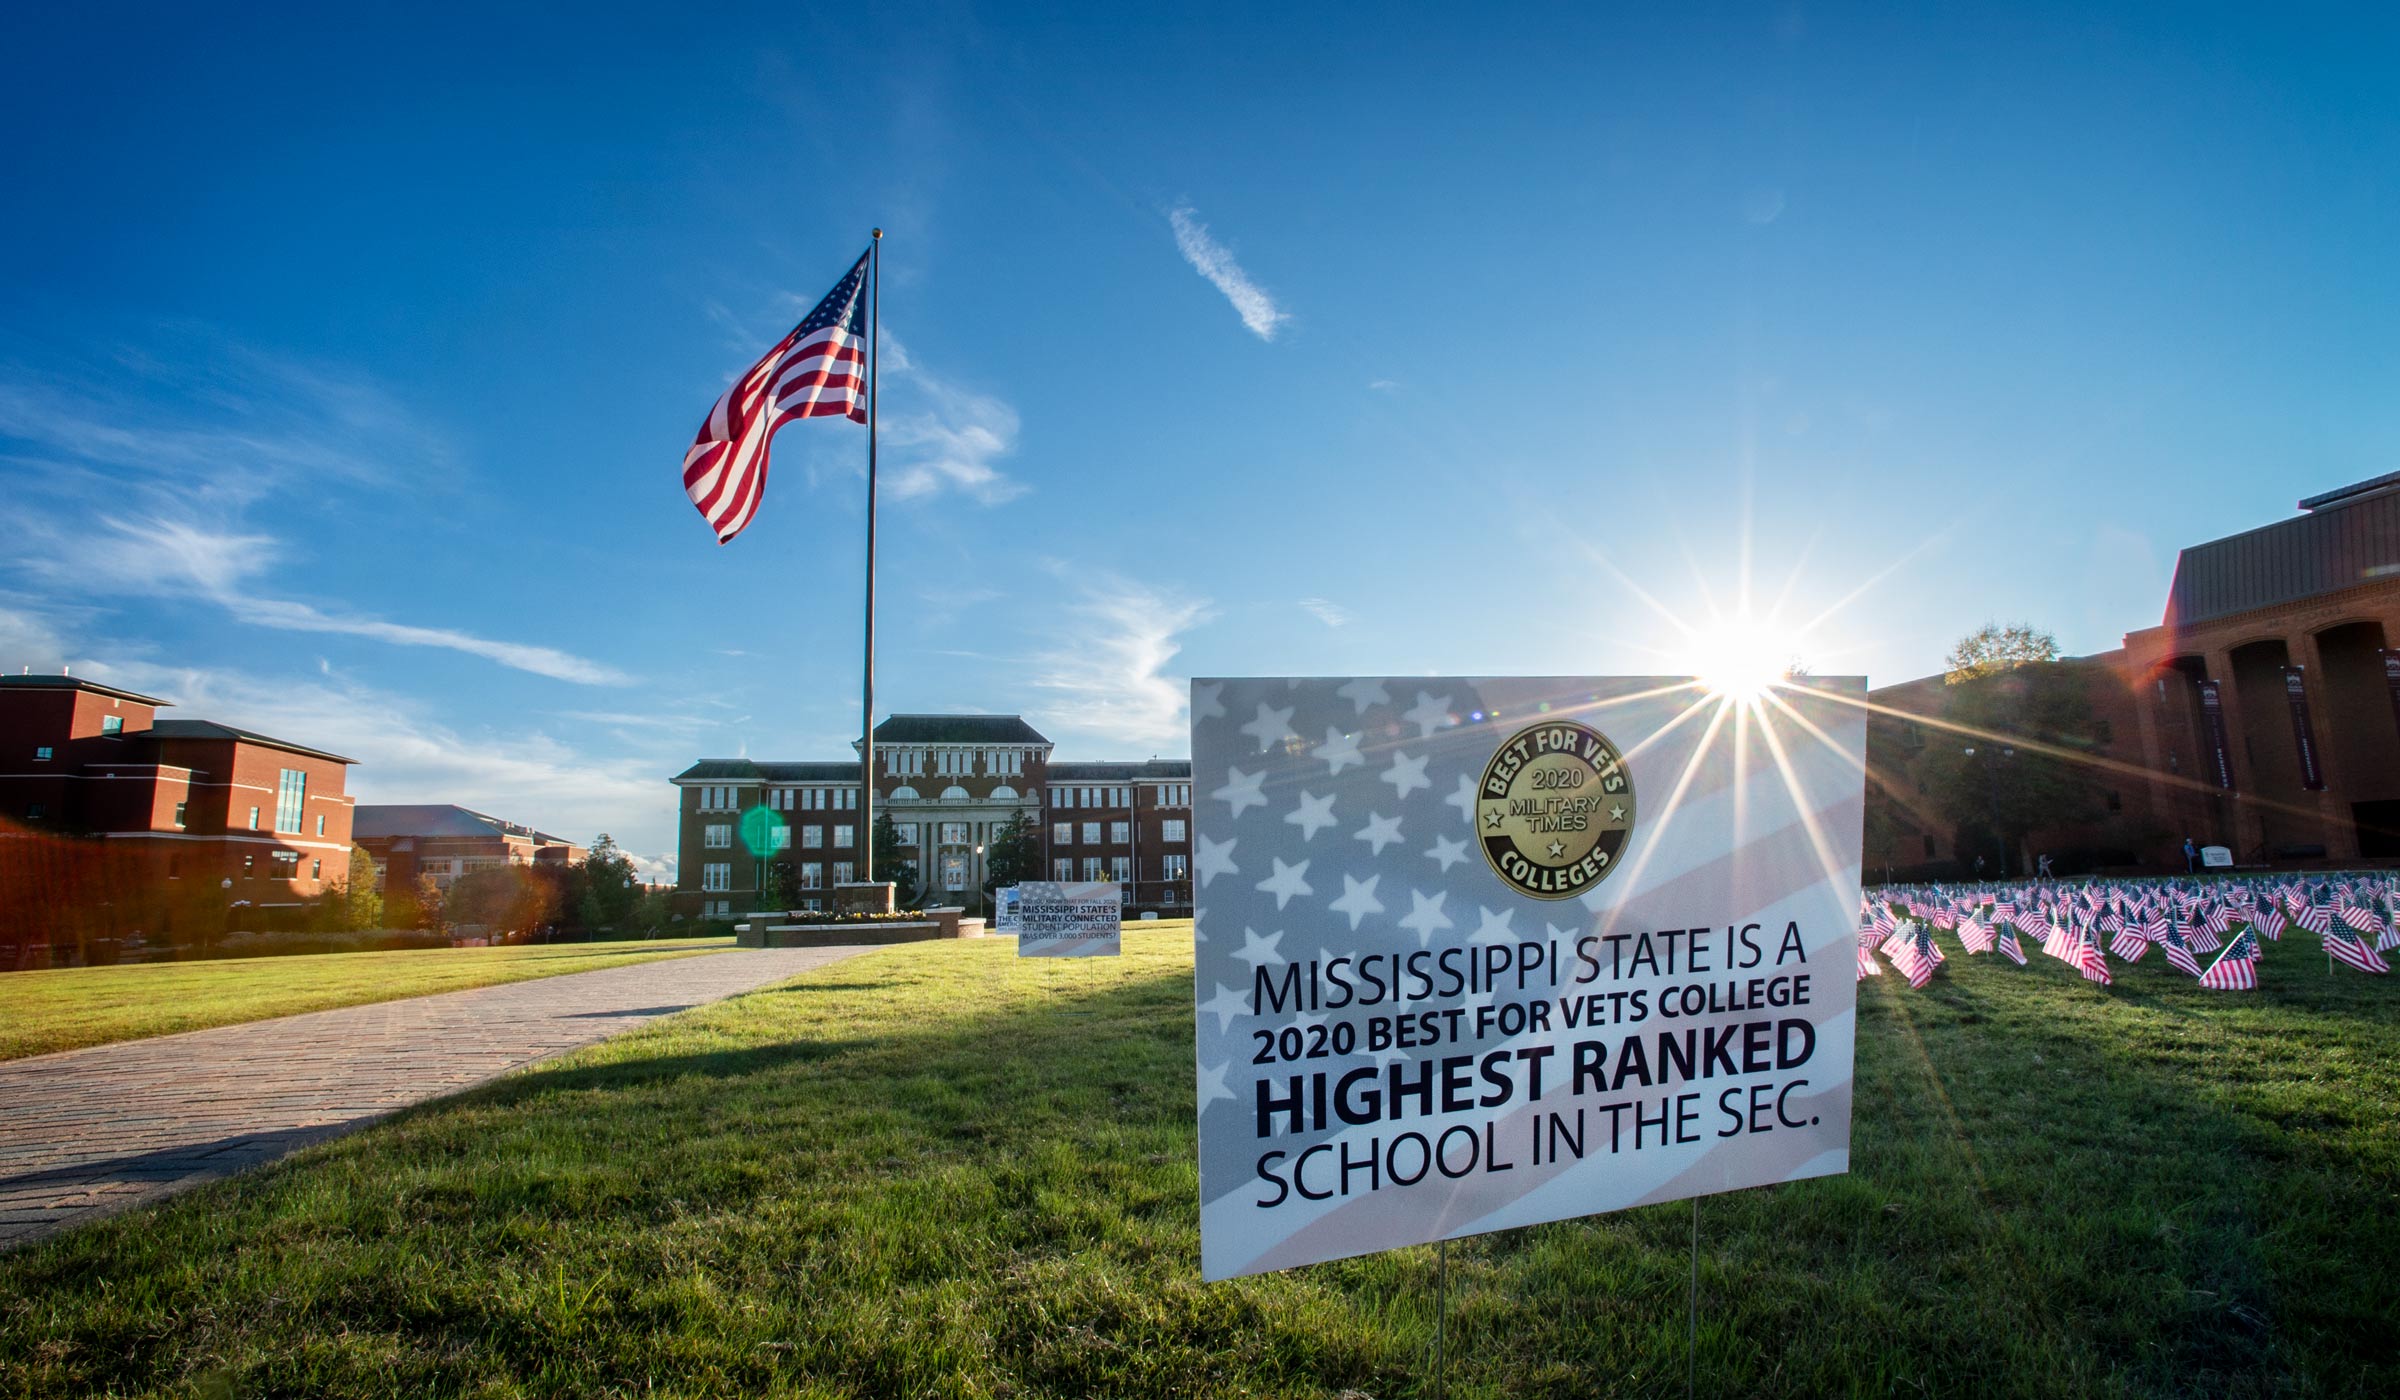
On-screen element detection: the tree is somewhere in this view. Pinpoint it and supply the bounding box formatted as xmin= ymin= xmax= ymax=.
xmin=445 ymin=866 xmax=557 ymax=938
xmin=762 ymin=854 xmax=801 ymax=910
xmin=1917 ymin=642 xmax=2109 ymax=875
xmin=870 ymin=813 xmax=920 ymax=906
xmin=1944 ymin=623 xmax=2061 ymax=684
xmin=343 ymin=847 xmax=384 ymax=930
xmin=576 ymin=834 xmax=639 ymax=931
xmin=982 ymin=813 xmax=1041 ymax=903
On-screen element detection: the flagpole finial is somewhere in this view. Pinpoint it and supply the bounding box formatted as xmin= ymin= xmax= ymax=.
xmin=872 ymin=227 xmax=883 ymax=240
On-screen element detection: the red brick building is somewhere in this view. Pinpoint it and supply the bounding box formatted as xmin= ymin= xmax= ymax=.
xmin=0 ymin=675 xmax=356 ymax=933
xmin=671 ymin=714 xmax=1193 ymax=919
xmin=1866 ymin=474 xmax=2400 ymax=876
xmin=353 ymin=805 xmax=586 ymax=895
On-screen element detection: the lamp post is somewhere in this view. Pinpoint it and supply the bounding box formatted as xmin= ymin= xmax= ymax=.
xmin=1961 ymin=745 xmax=2014 ymax=878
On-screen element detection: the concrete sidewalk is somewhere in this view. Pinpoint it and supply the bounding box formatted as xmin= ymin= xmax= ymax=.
xmin=0 ymin=944 xmax=869 ymax=1251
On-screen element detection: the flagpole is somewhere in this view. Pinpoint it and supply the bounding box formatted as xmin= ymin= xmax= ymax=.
xmin=862 ymin=228 xmax=882 ymax=897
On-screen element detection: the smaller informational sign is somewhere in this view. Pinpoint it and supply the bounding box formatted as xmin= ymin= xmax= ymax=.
xmin=994 ymin=886 xmax=1022 ymax=934
xmin=2202 ymin=846 xmax=2234 ymax=869
xmin=1015 ymin=881 xmax=1121 ymax=958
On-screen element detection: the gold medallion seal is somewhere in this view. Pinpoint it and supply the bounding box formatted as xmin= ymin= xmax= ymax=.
xmin=1475 ymin=717 xmax=1637 ymax=900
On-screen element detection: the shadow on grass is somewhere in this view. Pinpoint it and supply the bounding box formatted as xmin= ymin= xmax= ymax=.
xmin=2 ymin=940 xmax=2392 ymax=1400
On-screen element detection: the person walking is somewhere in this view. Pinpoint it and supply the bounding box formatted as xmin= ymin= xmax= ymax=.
xmin=2036 ymin=853 xmax=2054 ymax=879
xmin=2183 ymin=837 xmax=2199 ymax=874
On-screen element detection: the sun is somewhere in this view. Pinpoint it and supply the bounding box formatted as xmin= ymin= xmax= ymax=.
xmin=1679 ymin=612 xmax=1803 ymax=702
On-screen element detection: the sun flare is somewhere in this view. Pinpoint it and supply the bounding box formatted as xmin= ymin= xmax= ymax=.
xmin=1680 ymin=613 xmax=1802 ymax=702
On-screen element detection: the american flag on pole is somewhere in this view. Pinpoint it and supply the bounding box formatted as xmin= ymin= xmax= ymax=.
xmin=1994 ymin=923 xmax=2027 ymax=965
xmin=2156 ymin=920 xmax=2203 ymax=977
xmin=683 ymin=250 xmax=870 ymax=545
xmin=2197 ymin=929 xmax=2260 ymax=991
xmin=1884 ymin=921 xmax=1944 ymax=989
xmin=2323 ymin=922 xmax=2392 ymax=975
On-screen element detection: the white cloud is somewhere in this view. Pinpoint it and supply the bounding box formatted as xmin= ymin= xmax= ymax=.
xmin=878 ymin=329 xmax=1028 ymax=506
xmin=1368 ymin=379 xmax=1399 ymax=393
xmin=1029 ymin=573 xmax=1214 ymax=751
xmin=1168 ymin=204 xmax=1290 ymax=341
xmin=1299 ymin=597 xmax=1353 ymax=628
xmin=14 ymin=515 xmax=629 ymax=686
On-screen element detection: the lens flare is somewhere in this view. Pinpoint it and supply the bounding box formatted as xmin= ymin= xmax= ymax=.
xmin=1680 ymin=613 xmax=1800 ymax=702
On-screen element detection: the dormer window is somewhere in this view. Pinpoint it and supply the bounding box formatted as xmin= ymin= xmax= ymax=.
xmin=101 ymin=715 xmax=124 ymax=736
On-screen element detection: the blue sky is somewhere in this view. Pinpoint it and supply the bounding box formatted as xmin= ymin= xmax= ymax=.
xmin=3 ymin=3 xmax=2395 ymax=878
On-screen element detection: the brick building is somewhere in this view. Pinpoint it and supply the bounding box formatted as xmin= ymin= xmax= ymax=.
xmin=1866 ymin=474 xmax=2400 ymax=877
xmin=0 ymin=675 xmax=356 ymax=927
xmin=353 ymin=805 xmax=586 ymax=894
xmin=670 ymin=714 xmax=1193 ymax=918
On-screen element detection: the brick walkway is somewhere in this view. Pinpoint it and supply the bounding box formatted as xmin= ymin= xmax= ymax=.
xmin=0 ymin=945 xmax=870 ymax=1251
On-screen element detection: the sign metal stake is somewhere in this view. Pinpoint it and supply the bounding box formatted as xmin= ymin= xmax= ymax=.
xmin=1687 ymin=1197 xmax=1700 ymax=1400
xmin=1434 ymin=1237 xmax=1449 ymax=1400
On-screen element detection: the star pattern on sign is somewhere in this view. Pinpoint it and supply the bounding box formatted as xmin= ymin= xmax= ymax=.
xmin=1286 ymin=790 xmax=1339 ymax=841
xmin=1213 ymin=766 xmax=1267 ymax=817
xmin=1471 ymin=905 xmax=1518 ymax=945
xmin=1336 ymin=677 xmax=1390 ymax=714
xmin=1233 ymin=926 xmax=1286 ymax=969
xmin=1240 ymin=700 xmax=1299 ymax=753
xmin=1382 ymin=749 xmax=1430 ymax=799
xmin=1446 ymin=773 xmax=1480 ymax=822
xmin=1192 ymin=681 xmax=1227 ymax=722
xmin=1546 ymin=838 xmax=1565 ymax=858
xmin=1199 ymin=983 xmax=1249 ymax=1032
xmin=1609 ymin=802 xmax=1627 ymax=822
xmin=1329 ymin=873 xmax=1385 ymax=930
xmin=1483 ymin=809 xmax=1504 ymax=830
xmin=1195 ymin=833 xmax=1239 ymax=887
xmin=1257 ymin=857 xmax=1314 ymax=909
xmin=1403 ymin=690 xmax=1454 ymax=738
xmin=1355 ymin=811 xmax=1404 ymax=855
xmin=1426 ymin=834 xmax=1468 ymax=870
xmin=1399 ymin=889 xmax=1455 ymax=946
xmin=1314 ymin=727 xmax=1363 ymax=774
xmin=1197 ymin=1060 xmax=1235 ymax=1108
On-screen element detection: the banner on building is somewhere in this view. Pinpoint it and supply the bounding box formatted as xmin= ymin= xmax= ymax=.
xmin=1190 ymin=676 xmax=1868 ymax=1281
xmin=994 ymin=886 xmax=1022 ymax=934
xmin=2196 ymin=680 xmax=2237 ymax=790
xmin=2280 ymin=667 xmax=2325 ymax=791
xmin=1015 ymin=880 xmax=1121 ymax=958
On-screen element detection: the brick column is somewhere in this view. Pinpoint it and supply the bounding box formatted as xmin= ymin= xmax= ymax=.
xmin=2290 ymin=630 xmax=2360 ymax=860
xmin=2202 ymin=650 xmax=2266 ymax=859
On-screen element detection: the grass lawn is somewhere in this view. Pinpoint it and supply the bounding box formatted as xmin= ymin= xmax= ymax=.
xmin=2 ymin=922 xmax=2393 ymax=1397
xmin=0 ymin=937 xmax=734 ymax=1061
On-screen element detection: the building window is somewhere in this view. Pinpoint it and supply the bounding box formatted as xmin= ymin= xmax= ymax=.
xmin=1053 ymin=822 xmax=1073 ymax=845
xmin=1157 ymin=784 xmax=1189 ymax=806
xmin=803 ymin=825 xmax=824 ymax=849
xmin=1162 ymin=853 xmax=1189 ymax=880
xmin=24 ymin=802 xmax=43 ymax=822
xmin=242 ymin=854 xmax=256 ymax=875
xmin=702 ymin=862 xmax=731 ymax=892
xmin=32 ymin=746 xmax=51 ymax=761
xmin=1053 ymin=788 xmax=1071 ymax=808
xmin=1110 ymin=855 xmax=1130 ymax=883
xmin=1054 ymin=857 xmax=1073 ymax=880
xmin=833 ymin=862 xmax=853 ymax=884
xmin=173 ymin=801 xmax=188 ymax=827
xmin=1162 ymin=819 xmax=1186 ymax=843
xmin=1110 ymin=821 xmax=1130 ymax=844
xmin=310 ymin=858 xmax=322 ymax=880
xmin=102 ymin=715 xmax=124 ymax=736
xmin=168 ymin=853 xmax=181 ymax=879
xmin=834 ymin=825 xmax=854 ymax=848
xmin=839 ymin=788 xmax=856 ymax=811
xmin=895 ymin=822 xmax=917 ymax=846
xmin=705 ymin=824 xmax=732 ymax=848
xmin=249 ymin=805 xmax=262 ymax=830
xmin=941 ymin=822 xmax=969 ymax=845
xmin=275 ymin=769 xmax=307 ymax=833
xmin=771 ymin=827 xmax=792 ymax=851
xmin=315 ymin=813 xmax=326 ymax=837
xmin=803 ymin=862 xmax=823 ymax=889
xmin=1082 ymin=822 xmax=1101 ymax=845
xmin=1082 ymin=856 xmax=1105 ymax=881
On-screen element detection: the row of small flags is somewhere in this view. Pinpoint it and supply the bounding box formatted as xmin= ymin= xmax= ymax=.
xmin=1858 ymin=875 xmax=2396 ymax=992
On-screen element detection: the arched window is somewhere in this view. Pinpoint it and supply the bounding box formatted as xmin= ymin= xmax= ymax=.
xmin=990 ymin=785 xmax=1018 ymax=800
xmin=891 ymin=785 xmax=920 ymax=801
xmin=940 ymin=785 xmax=970 ymax=801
